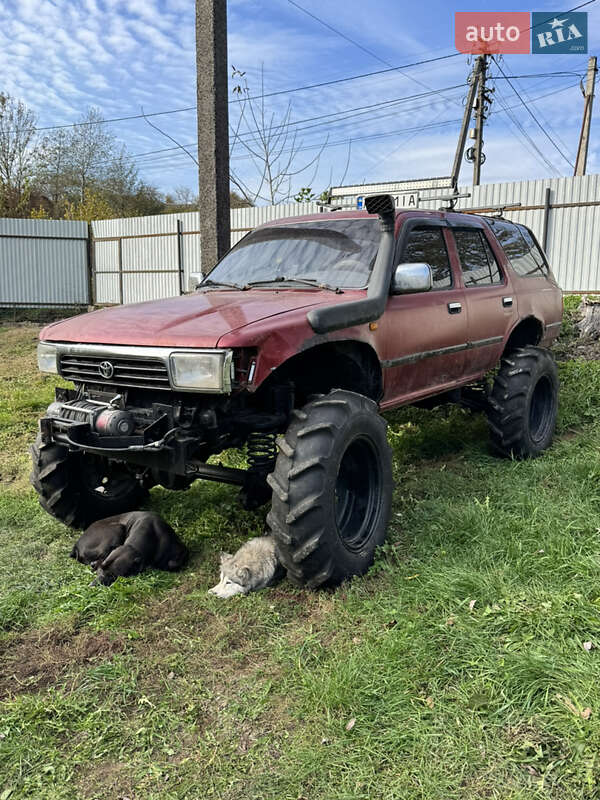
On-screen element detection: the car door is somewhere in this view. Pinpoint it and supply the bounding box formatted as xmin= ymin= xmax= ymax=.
xmin=447 ymin=220 xmax=518 ymax=377
xmin=379 ymin=219 xmax=468 ymax=407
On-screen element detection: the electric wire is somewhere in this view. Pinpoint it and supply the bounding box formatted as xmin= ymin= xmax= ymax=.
xmin=30 ymin=53 xmax=465 ymax=133
xmin=137 ymin=80 xmax=580 ymax=173
xmin=492 ymin=56 xmax=575 ymax=168
xmin=286 ymin=0 xmax=460 ymax=101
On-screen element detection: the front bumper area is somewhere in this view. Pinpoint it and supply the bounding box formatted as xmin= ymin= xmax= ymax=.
xmin=38 ymin=389 xmax=265 ymax=493
xmin=40 ymin=390 xmax=194 ymax=475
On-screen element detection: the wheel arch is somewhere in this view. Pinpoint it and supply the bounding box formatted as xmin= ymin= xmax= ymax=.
xmin=503 ymin=316 xmax=544 ymax=355
xmin=256 ymin=339 xmax=383 ymax=406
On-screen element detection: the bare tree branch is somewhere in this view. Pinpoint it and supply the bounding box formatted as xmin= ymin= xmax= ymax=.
xmin=228 ymin=67 xmax=325 ymax=204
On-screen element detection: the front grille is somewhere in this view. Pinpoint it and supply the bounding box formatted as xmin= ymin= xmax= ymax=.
xmin=59 ymin=354 xmax=170 ymax=390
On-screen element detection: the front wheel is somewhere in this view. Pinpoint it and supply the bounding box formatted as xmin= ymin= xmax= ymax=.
xmin=266 ymin=389 xmax=393 ymax=589
xmin=487 ymin=346 xmax=558 ymax=459
xmin=30 ymin=434 xmax=147 ymax=528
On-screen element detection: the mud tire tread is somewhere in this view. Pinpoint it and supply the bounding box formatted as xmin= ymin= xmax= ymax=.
xmin=268 ymin=389 xmax=393 ymax=588
xmin=487 ymin=346 xmax=558 ymax=459
xmin=30 ymin=434 xmax=147 ymax=529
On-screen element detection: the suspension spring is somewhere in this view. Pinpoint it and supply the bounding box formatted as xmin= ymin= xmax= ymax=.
xmin=247 ymin=431 xmax=277 ymax=474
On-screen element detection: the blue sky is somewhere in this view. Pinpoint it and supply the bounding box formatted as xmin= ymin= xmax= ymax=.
xmin=0 ymin=0 xmax=598 ymax=201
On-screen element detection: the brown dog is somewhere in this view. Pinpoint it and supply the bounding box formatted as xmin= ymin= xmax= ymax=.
xmin=72 ymin=512 xmax=188 ymax=586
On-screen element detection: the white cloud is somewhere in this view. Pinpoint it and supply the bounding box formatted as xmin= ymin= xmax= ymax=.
xmin=0 ymin=0 xmax=595 ymax=196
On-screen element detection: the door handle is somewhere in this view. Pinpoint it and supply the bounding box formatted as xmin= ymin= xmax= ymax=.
xmin=447 ymin=302 xmax=462 ymax=314
xmin=502 ymin=296 xmax=513 ymax=307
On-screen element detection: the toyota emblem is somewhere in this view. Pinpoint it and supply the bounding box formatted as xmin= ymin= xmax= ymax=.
xmin=98 ymin=360 xmax=115 ymax=379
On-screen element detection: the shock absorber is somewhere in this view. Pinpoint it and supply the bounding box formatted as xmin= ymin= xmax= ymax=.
xmin=247 ymin=431 xmax=277 ymax=476
xmin=241 ymin=431 xmax=278 ymax=510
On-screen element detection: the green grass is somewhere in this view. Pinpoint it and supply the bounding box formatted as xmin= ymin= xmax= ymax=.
xmin=2 ymin=322 xmax=600 ymax=799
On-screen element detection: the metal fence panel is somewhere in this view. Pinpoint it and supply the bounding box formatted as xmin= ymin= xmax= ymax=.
xmin=3 ymin=176 xmax=598 ymax=308
xmin=91 ymin=215 xmax=182 ymax=304
xmin=0 ymin=218 xmax=88 ymax=306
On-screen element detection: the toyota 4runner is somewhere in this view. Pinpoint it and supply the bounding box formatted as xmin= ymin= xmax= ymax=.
xmin=32 ymin=194 xmax=563 ymax=588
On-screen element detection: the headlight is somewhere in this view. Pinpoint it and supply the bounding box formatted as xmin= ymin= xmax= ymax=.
xmin=169 ymin=350 xmax=233 ymax=392
xmin=37 ymin=342 xmax=58 ymax=374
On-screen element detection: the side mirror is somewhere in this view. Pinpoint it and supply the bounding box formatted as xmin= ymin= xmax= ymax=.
xmin=391 ymin=263 xmax=433 ymax=294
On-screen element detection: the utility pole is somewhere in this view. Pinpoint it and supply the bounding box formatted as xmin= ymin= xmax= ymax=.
xmin=574 ymin=56 xmax=597 ymax=177
xmin=195 ymin=0 xmax=231 ymax=273
xmin=473 ymin=54 xmax=488 ymax=186
xmin=451 ymin=58 xmax=480 ymax=189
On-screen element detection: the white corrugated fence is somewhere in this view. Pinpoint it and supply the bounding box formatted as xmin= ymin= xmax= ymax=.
xmin=1 ymin=174 xmax=599 ymax=307
xmin=0 ymin=218 xmax=89 ymax=306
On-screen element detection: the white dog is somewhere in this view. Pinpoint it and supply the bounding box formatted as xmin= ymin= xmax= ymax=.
xmin=209 ymin=534 xmax=282 ymax=598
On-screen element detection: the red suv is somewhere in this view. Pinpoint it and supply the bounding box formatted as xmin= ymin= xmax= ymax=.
xmin=32 ymin=194 xmax=562 ymax=588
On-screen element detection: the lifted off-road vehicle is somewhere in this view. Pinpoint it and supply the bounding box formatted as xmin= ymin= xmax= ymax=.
xmin=33 ymin=194 xmax=562 ymax=588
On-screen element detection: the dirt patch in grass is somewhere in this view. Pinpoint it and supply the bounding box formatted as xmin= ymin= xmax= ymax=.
xmin=75 ymin=760 xmax=134 ymax=800
xmin=0 ymin=625 xmax=126 ymax=697
xmin=555 ymin=335 xmax=600 ymax=362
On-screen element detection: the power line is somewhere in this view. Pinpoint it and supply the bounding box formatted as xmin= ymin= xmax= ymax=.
xmin=94 ymin=84 xmax=466 ymax=166
xmin=20 ymin=0 xmax=598 ymax=135
xmin=31 ymin=53 xmax=464 ymax=133
xmin=136 ymin=80 xmax=580 ymax=172
xmin=490 ymin=71 xmax=584 ymax=80
xmin=286 ymin=0 xmax=452 ymax=100
xmin=106 ymin=71 xmax=578 ymax=170
xmin=492 ymin=57 xmax=575 ymax=169
xmin=493 ymin=85 xmax=561 ymax=176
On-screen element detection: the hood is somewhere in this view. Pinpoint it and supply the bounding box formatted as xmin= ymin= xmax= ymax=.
xmin=40 ymin=289 xmax=330 ymax=348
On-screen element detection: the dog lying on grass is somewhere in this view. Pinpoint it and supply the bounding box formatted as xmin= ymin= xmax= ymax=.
xmin=71 ymin=511 xmax=188 ymax=586
xmin=209 ymin=534 xmax=283 ymax=598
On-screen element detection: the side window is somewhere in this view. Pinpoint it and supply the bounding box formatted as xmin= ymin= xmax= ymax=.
xmin=400 ymin=228 xmax=452 ymax=289
xmin=517 ymin=226 xmax=549 ymax=277
xmin=453 ymin=228 xmax=503 ymax=287
xmin=490 ymin=220 xmax=547 ymax=278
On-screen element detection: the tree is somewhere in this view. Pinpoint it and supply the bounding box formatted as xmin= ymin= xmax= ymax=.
xmin=35 ymin=129 xmax=70 ymax=217
xmin=162 ymin=186 xmax=251 ymax=213
xmin=34 ymin=106 xmax=165 ymax=219
xmin=67 ymin=107 xmax=112 ymax=201
xmin=294 ymin=187 xmax=316 ymax=203
xmin=0 ymin=93 xmax=37 ymax=216
xmin=228 ymin=68 xmax=326 ymax=205
xmin=229 ymin=189 xmax=252 ymax=208
xmin=64 ymin=189 xmax=114 ymax=222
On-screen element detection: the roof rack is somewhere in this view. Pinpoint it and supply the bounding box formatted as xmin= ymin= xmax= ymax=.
xmin=419 ymin=192 xmax=471 ymax=211
xmin=317 ymin=202 xmax=358 ymax=212
xmin=464 ymin=202 xmax=522 ymax=218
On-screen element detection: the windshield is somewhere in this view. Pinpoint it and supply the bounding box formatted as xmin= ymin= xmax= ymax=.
xmin=205 ymin=218 xmax=380 ymax=289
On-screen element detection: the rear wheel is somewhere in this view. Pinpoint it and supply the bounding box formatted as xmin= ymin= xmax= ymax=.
xmin=487 ymin=346 xmax=558 ymax=458
xmin=30 ymin=434 xmax=147 ymax=528
xmin=267 ymin=389 xmax=393 ymax=588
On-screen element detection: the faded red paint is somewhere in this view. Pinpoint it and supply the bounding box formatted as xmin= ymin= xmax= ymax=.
xmin=41 ymin=209 xmax=563 ymax=410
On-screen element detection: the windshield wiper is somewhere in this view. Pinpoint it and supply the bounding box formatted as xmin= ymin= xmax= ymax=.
xmin=198 ymin=278 xmax=245 ymax=290
xmin=244 ymin=276 xmax=343 ymax=293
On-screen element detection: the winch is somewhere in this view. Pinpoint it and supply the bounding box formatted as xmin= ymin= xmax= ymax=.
xmin=46 ymin=398 xmax=136 ymax=437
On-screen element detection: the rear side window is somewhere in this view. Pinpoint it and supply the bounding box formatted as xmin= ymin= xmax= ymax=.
xmin=400 ymin=228 xmax=452 ymax=289
xmin=490 ymin=220 xmax=548 ymax=278
xmin=453 ymin=228 xmax=503 ymax=287
xmin=517 ymin=226 xmax=550 ymax=277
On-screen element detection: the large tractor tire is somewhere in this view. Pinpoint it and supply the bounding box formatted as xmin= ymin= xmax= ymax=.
xmin=487 ymin=346 xmax=558 ymax=459
xmin=266 ymin=389 xmax=393 ymax=589
xmin=30 ymin=434 xmax=147 ymax=529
